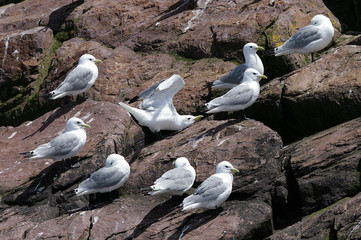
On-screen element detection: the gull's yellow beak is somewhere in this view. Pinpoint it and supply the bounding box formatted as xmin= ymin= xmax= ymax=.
xmin=258 ymin=75 xmax=268 ymax=81
xmin=231 ymin=168 xmax=239 ymax=173
xmin=194 ymin=115 xmax=203 ymax=121
xmin=256 ymin=46 xmax=265 ymax=51
xmin=82 ymin=124 xmax=91 ymax=128
xmin=93 ymin=59 xmax=103 ymax=63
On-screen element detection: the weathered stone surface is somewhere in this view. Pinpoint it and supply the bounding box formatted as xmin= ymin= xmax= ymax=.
xmin=0 ymin=27 xmax=55 ymax=126
xmin=0 ymin=0 xmax=360 ymax=239
xmin=0 ymin=0 xmax=72 ymax=34
xmin=249 ymin=45 xmax=361 ymax=143
xmin=124 ymin=119 xmax=283 ymax=204
xmin=272 ymin=117 xmax=361 ymax=229
xmin=0 ymin=100 xmax=144 ymax=195
xmin=268 ymin=193 xmax=361 ymax=240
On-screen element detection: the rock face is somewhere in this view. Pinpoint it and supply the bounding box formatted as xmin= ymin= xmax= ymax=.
xmin=249 ymin=45 xmax=361 ymax=143
xmin=0 ymin=0 xmax=360 ymax=239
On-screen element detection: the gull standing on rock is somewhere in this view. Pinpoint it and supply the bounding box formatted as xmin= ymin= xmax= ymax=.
xmin=205 ymin=68 xmax=267 ymax=114
xmin=119 ymin=74 xmax=203 ymax=134
xmin=182 ymin=161 xmax=239 ymax=211
xmin=75 ymin=154 xmax=130 ymax=196
xmin=268 ymin=14 xmax=334 ymax=61
xmin=49 ymin=54 xmax=102 ymax=100
xmin=212 ymin=43 xmax=264 ymax=89
xmin=20 ymin=117 xmax=90 ymax=160
xmin=149 ymin=157 xmax=196 ymax=196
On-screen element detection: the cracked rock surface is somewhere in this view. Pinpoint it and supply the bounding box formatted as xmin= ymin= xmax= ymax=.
xmin=0 ymin=0 xmax=360 ymax=239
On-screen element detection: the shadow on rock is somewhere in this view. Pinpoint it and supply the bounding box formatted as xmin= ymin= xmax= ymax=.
xmin=168 ymin=208 xmax=223 ymax=240
xmin=4 ymin=158 xmax=79 ymax=206
xmin=125 ymin=196 xmax=184 ymax=240
xmin=40 ymin=0 xmax=85 ymax=32
xmin=22 ymin=101 xmax=78 ymax=140
xmin=148 ymin=0 xmax=197 ymax=27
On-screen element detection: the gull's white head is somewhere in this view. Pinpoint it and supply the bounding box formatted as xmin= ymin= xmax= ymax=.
xmin=78 ymin=54 xmax=103 ymax=65
xmin=105 ymin=154 xmax=127 ymax=167
xmin=243 ymin=68 xmax=268 ymax=82
xmin=216 ymin=161 xmax=239 ymax=174
xmin=310 ymin=14 xmax=332 ymax=27
xmin=66 ymin=117 xmax=91 ymax=131
xmin=243 ymin=43 xmax=265 ymax=54
xmin=179 ymin=115 xmax=203 ymax=130
xmin=174 ymin=157 xmax=191 ymax=168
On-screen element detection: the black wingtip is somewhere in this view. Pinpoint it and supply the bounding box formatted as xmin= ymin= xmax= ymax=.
xmin=19 ymin=151 xmax=33 ymax=159
xmin=128 ymin=96 xmax=139 ymax=104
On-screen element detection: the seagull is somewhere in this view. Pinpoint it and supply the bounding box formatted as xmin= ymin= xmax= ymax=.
xmin=49 ymin=54 xmax=102 ymax=100
xmin=205 ymin=68 xmax=267 ymax=114
xmin=20 ymin=117 xmax=90 ymax=160
xmin=268 ymin=14 xmax=334 ymax=62
xmin=119 ymin=74 xmax=203 ymax=134
xmin=149 ymin=157 xmax=196 ymax=196
xmin=212 ymin=43 xmax=264 ymax=89
xmin=182 ymin=161 xmax=239 ymax=211
xmin=75 ymin=154 xmax=130 ymax=196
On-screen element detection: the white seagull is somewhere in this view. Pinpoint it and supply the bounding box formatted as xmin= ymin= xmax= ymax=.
xmin=271 ymin=14 xmax=334 ymax=61
xmin=182 ymin=161 xmax=239 ymax=211
xmin=149 ymin=157 xmax=196 ymax=196
xmin=212 ymin=43 xmax=264 ymax=89
xmin=119 ymin=74 xmax=203 ymax=134
xmin=49 ymin=54 xmax=102 ymax=100
xmin=20 ymin=117 xmax=90 ymax=160
xmin=205 ymin=68 xmax=267 ymax=114
xmin=75 ymin=154 xmax=130 ymax=196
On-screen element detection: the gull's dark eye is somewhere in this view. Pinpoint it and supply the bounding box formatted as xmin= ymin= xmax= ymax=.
xmin=253 ymin=73 xmax=256 ymax=75
xmin=77 ymin=121 xmax=80 ymax=124
xmin=250 ymin=46 xmax=253 ymax=48
xmin=188 ymin=117 xmax=191 ymax=120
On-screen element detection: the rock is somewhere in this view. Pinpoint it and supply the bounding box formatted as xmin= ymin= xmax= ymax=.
xmin=249 ymin=45 xmax=361 ymax=143
xmin=268 ymin=193 xmax=361 ymax=240
xmin=0 ymin=27 xmax=55 ymax=126
xmin=272 ymin=117 xmax=361 ymax=228
xmin=0 ymin=100 xmax=144 ymax=197
xmin=124 ymin=119 xmax=283 ymax=204
xmin=0 ymin=0 xmax=72 ymax=34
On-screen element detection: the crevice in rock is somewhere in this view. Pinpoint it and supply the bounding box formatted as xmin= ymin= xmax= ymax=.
xmin=271 ymin=154 xmax=302 ymax=230
xmin=324 ymin=0 xmax=361 ymax=33
xmin=87 ymin=215 xmax=93 ymax=240
xmin=0 ymin=0 xmax=24 ymax=7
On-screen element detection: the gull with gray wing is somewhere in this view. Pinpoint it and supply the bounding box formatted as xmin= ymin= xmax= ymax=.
xmin=20 ymin=117 xmax=90 ymax=160
xmin=149 ymin=157 xmax=196 ymax=196
xmin=212 ymin=43 xmax=264 ymax=89
xmin=75 ymin=154 xmax=130 ymax=196
xmin=182 ymin=161 xmax=239 ymax=211
xmin=49 ymin=54 xmax=102 ymax=100
xmin=206 ymin=68 xmax=267 ymax=114
xmin=269 ymin=14 xmax=334 ymax=61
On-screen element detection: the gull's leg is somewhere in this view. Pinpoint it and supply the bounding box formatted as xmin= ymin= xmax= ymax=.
xmin=311 ymin=53 xmax=315 ymax=62
xmin=155 ymin=131 xmax=163 ymax=139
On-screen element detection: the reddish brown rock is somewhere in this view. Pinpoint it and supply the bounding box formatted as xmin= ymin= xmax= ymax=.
xmin=0 ymin=100 xmax=143 ymax=195
xmin=0 ymin=26 xmax=55 ymax=126
xmin=268 ymin=193 xmax=361 ymax=240
xmin=249 ymin=45 xmax=361 ymax=143
xmin=0 ymin=0 xmax=72 ymax=34
xmin=272 ymin=117 xmax=361 ymax=229
xmin=124 ymin=119 xmax=283 ymax=204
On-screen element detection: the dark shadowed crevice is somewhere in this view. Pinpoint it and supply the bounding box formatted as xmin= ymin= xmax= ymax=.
xmin=324 ymin=0 xmax=361 ymax=33
xmin=271 ymin=155 xmax=302 ymax=230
